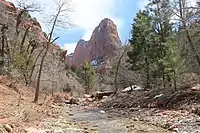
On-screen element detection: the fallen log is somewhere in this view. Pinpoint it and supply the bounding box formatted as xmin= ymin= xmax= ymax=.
xmin=94 ymin=91 xmax=115 ymax=100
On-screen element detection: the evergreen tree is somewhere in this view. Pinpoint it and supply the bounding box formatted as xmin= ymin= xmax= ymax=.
xmin=148 ymin=0 xmax=173 ymax=88
xmin=128 ymin=0 xmax=186 ymax=90
xmin=127 ymin=10 xmax=158 ymax=89
xmin=81 ymin=61 xmax=95 ymax=94
xmin=160 ymin=32 xmax=185 ymax=91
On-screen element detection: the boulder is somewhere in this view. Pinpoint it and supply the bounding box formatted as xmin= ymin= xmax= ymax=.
xmin=191 ymin=84 xmax=200 ymax=91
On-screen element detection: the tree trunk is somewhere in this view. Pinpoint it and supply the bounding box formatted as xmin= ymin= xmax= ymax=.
xmin=166 ymin=74 xmax=172 ymax=88
xmin=29 ymin=48 xmax=44 ymax=83
xmin=145 ymin=57 xmax=150 ymax=90
xmin=34 ymin=47 xmax=48 ymax=102
xmin=20 ymin=26 xmax=30 ymax=53
xmin=34 ymin=6 xmax=61 ymax=102
xmin=1 ymin=25 xmax=8 ymax=57
xmin=114 ymin=45 xmax=128 ymax=93
xmin=85 ymin=72 xmax=90 ymax=94
xmin=173 ymin=70 xmax=177 ymax=92
xmin=1 ymin=29 xmax=5 ymax=57
xmin=146 ymin=67 xmax=150 ymax=89
xmin=16 ymin=11 xmax=24 ymax=35
xmin=162 ymin=68 xmax=165 ymax=88
xmin=5 ymin=37 xmax=11 ymax=69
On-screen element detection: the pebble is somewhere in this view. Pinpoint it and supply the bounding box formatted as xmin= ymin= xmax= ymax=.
xmin=93 ymin=125 xmax=98 ymax=127
xmin=196 ymin=119 xmax=200 ymax=122
xmin=84 ymin=127 xmax=88 ymax=130
xmin=126 ymin=124 xmax=134 ymax=128
xmin=3 ymin=124 xmax=13 ymax=133
xmin=107 ymin=115 xmax=112 ymax=118
xmin=99 ymin=110 xmax=105 ymax=114
xmin=133 ymin=117 xmax=139 ymax=121
xmin=68 ymin=113 xmax=74 ymax=116
xmin=173 ymin=128 xmax=179 ymax=132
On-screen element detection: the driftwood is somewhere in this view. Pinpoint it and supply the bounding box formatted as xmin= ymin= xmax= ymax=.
xmin=94 ymin=91 xmax=115 ymax=100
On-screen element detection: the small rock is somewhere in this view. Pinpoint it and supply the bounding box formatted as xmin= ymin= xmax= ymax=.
xmin=80 ymin=121 xmax=88 ymax=125
xmin=93 ymin=125 xmax=98 ymax=127
xmin=50 ymin=104 xmax=58 ymax=108
xmin=168 ymin=125 xmax=178 ymax=131
xmin=3 ymin=124 xmax=13 ymax=133
xmin=102 ymin=96 xmax=108 ymax=99
xmin=191 ymin=84 xmax=200 ymax=91
xmin=133 ymin=117 xmax=139 ymax=121
xmin=172 ymin=128 xmax=179 ymax=132
xmin=99 ymin=110 xmax=105 ymax=114
xmin=84 ymin=127 xmax=88 ymax=130
xmin=122 ymin=112 xmax=126 ymax=115
xmin=54 ymin=129 xmax=62 ymax=133
xmin=126 ymin=124 xmax=134 ymax=128
xmin=129 ymin=108 xmax=139 ymax=112
xmin=84 ymin=94 xmax=92 ymax=98
xmin=195 ymin=130 xmax=200 ymax=133
xmin=196 ymin=118 xmax=200 ymax=122
xmin=68 ymin=113 xmax=74 ymax=116
xmin=90 ymin=128 xmax=98 ymax=131
xmin=107 ymin=115 xmax=112 ymax=118
xmin=154 ymin=94 xmax=163 ymax=99
xmin=86 ymin=98 xmax=94 ymax=102
xmin=139 ymin=118 xmax=144 ymax=121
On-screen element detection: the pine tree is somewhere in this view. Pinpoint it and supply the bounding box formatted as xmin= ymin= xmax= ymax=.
xmin=148 ymin=0 xmax=173 ymax=88
xmin=81 ymin=61 xmax=95 ymax=94
xmin=160 ymin=32 xmax=185 ymax=91
xmin=127 ymin=10 xmax=158 ymax=89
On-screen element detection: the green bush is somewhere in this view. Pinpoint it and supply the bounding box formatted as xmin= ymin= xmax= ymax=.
xmin=12 ymin=51 xmax=34 ymax=73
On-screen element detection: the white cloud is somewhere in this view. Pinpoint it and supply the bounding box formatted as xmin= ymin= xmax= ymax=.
xmin=69 ymin=0 xmax=123 ymax=36
xmin=8 ymin=0 xmax=123 ymax=54
xmin=137 ymin=0 xmax=149 ymax=10
xmin=189 ymin=0 xmax=198 ymax=7
xmin=62 ymin=43 xmax=76 ymax=54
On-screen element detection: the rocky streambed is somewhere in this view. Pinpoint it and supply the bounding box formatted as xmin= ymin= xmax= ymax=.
xmin=20 ymin=105 xmax=170 ymax=133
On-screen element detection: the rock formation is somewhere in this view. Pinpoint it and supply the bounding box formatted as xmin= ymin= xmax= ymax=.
xmin=67 ymin=18 xmax=122 ymax=67
xmin=0 ymin=0 xmax=84 ymax=95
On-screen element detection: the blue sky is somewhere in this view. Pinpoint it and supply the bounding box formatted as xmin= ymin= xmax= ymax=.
xmin=57 ymin=0 xmax=149 ymax=54
xmin=9 ymin=0 xmax=149 ymax=54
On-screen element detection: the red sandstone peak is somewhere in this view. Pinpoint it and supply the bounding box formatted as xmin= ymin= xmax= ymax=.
xmin=67 ymin=18 xmax=122 ymax=67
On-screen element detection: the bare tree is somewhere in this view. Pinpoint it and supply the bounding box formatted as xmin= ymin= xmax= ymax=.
xmin=170 ymin=0 xmax=200 ymax=69
xmin=34 ymin=0 xmax=71 ymax=102
xmin=114 ymin=41 xmax=129 ymax=93
xmin=16 ymin=0 xmax=41 ymax=34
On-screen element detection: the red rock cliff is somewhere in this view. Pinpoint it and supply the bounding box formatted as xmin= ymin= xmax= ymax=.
xmin=67 ymin=18 xmax=122 ymax=67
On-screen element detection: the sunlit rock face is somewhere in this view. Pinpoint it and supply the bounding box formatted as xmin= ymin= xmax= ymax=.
xmin=68 ymin=18 xmax=122 ymax=67
xmin=72 ymin=39 xmax=91 ymax=66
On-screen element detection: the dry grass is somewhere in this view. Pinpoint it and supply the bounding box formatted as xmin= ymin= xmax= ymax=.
xmin=0 ymin=76 xmax=66 ymax=132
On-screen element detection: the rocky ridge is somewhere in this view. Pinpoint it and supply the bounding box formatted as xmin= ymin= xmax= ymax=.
xmin=0 ymin=0 xmax=84 ymax=95
xmin=67 ymin=18 xmax=122 ymax=67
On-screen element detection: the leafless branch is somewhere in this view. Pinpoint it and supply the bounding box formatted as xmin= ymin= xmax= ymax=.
xmin=51 ymin=37 xmax=60 ymax=44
